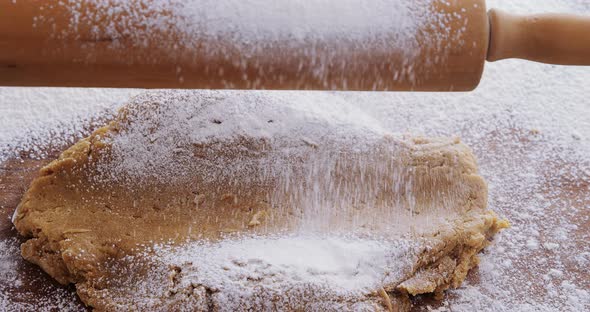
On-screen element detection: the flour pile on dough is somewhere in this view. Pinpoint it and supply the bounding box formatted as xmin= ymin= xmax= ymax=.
xmin=99 ymin=91 xmax=388 ymax=183
xmin=89 ymin=235 xmax=420 ymax=310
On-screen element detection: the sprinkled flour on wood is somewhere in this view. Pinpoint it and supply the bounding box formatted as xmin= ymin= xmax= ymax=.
xmin=28 ymin=0 xmax=465 ymax=88
xmin=0 ymin=88 xmax=139 ymax=162
xmin=0 ymin=238 xmax=83 ymax=311
xmin=39 ymin=0 xmax=442 ymax=51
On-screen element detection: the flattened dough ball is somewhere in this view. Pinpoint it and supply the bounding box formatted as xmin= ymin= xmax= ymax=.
xmin=13 ymin=91 xmax=507 ymax=311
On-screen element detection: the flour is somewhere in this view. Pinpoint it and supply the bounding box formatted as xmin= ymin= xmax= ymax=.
xmin=94 ymin=234 xmax=418 ymax=310
xmin=161 ymin=235 xmax=416 ymax=292
xmin=100 ymin=90 xmax=389 ymax=184
xmin=30 ymin=0 xmax=462 ymax=88
xmin=0 ymin=240 xmax=19 ymax=287
xmin=0 ymin=87 xmax=139 ymax=162
xmin=0 ymin=238 xmax=84 ymax=312
xmin=94 ymin=90 xmax=465 ymax=237
xmin=44 ymin=0 xmax=439 ymax=51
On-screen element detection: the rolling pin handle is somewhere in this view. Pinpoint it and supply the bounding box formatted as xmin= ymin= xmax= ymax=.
xmin=487 ymin=9 xmax=590 ymax=65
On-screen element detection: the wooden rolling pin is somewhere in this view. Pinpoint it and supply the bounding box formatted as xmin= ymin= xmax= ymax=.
xmin=0 ymin=0 xmax=589 ymax=91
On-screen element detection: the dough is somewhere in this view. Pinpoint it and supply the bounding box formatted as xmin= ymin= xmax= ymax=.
xmin=13 ymin=91 xmax=507 ymax=311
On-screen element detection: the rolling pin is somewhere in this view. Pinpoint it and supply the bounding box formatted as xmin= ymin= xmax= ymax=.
xmin=0 ymin=0 xmax=589 ymax=91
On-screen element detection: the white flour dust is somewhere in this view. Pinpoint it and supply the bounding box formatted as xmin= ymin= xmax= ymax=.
xmin=0 ymin=88 xmax=139 ymax=162
xmin=98 ymin=234 xmax=418 ymax=310
xmin=38 ymin=0 xmax=439 ymax=49
xmin=28 ymin=0 xmax=465 ymax=88
xmin=160 ymin=235 xmax=415 ymax=292
xmin=0 ymin=238 xmax=83 ymax=311
xmin=91 ymin=90 xmax=459 ymax=237
xmin=101 ymin=90 xmax=388 ymax=184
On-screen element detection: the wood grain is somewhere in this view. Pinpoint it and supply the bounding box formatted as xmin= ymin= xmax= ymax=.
xmin=487 ymin=9 xmax=590 ymax=65
xmin=0 ymin=0 xmax=488 ymax=91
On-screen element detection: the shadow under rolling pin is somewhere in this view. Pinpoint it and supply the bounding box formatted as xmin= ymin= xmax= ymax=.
xmin=0 ymin=0 xmax=589 ymax=91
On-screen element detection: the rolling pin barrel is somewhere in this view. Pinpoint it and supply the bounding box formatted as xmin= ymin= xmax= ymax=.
xmin=0 ymin=1 xmax=588 ymax=91
xmin=0 ymin=0 xmax=489 ymax=91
